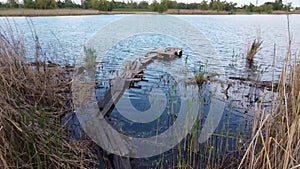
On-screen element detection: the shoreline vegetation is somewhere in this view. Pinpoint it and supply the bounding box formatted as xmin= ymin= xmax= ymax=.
xmin=0 ymin=27 xmax=98 ymax=168
xmin=0 ymin=6 xmax=299 ymax=169
xmin=0 ymin=9 xmax=159 ymax=16
xmin=1 ymin=8 xmax=300 ymax=17
xmin=0 ymin=0 xmax=300 ymax=16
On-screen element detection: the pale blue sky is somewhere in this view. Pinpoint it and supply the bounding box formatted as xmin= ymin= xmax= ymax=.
xmin=1 ymin=0 xmax=299 ymax=7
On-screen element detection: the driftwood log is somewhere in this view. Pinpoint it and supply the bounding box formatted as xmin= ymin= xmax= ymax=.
xmin=96 ymin=47 xmax=182 ymax=169
xmin=98 ymin=47 xmax=182 ymax=117
xmin=229 ymin=76 xmax=278 ymax=91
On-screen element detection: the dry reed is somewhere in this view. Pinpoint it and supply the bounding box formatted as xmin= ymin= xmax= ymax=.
xmin=238 ymin=16 xmax=300 ymax=169
xmin=0 ymin=25 xmax=98 ymax=168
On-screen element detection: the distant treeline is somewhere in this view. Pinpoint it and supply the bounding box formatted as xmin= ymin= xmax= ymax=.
xmin=0 ymin=0 xmax=298 ymax=13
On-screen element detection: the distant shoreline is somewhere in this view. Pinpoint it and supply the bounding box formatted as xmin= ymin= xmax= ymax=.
xmin=0 ymin=8 xmax=300 ymax=17
xmin=0 ymin=9 xmax=157 ymax=16
xmin=166 ymin=9 xmax=300 ymax=15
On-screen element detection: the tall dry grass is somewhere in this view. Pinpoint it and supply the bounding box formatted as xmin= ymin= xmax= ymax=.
xmin=0 ymin=26 xmax=97 ymax=168
xmin=238 ymin=17 xmax=300 ymax=169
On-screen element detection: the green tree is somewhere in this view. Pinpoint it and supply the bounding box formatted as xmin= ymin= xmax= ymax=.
xmin=63 ymin=0 xmax=79 ymax=8
xmin=166 ymin=0 xmax=176 ymax=9
xmin=127 ymin=0 xmax=137 ymax=9
xmin=114 ymin=1 xmax=126 ymax=8
xmin=176 ymin=2 xmax=186 ymax=9
xmin=48 ymin=0 xmax=57 ymax=9
xmin=224 ymin=2 xmax=237 ymax=12
xmin=35 ymin=0 xmax=45 ymax=9
xmin=138 ymin=1 xmax=148 ymax=9
xmin=245 ymin=3 xmax=255 ymax=13
xmin=98 ymin=0 xmax=113 ymax=11
xmin=253 ymin=3 xmax=273 ymax=13
xmin=187 ymin=2 xmax=198 ymax=9
xmin=150 ymin=0 xmax=159 ymax=11
xmin=211 ymin=0 xmax=224 ymax=11
xmin=24 ymin=0 xmax=35 ymax=8
xmin=35 ymin=0 xmax=57 ymax=9
xmin=255 ymin=5 xmax=263 ymax=13
xmin=160 ymin=0 xmax=168 ymax=10
xmin=83 ymin=0 xmax=93 ymax=9
xmin=273 ymin=0 xmax=283 ymax=10
xmin=198 ymin=0 xmax=209 ymax=10
xmin=262 ymin=4 xmax=273 ymax=13
xmin=283 ymin=2 xmax=292 ymax=11
xmin=7 ymin=0 xmax=19 ymax=8
xmin=157 ymin=3 xmax=167 ymax=13
xmin=57 ymin=0 xmax=64 ymax=8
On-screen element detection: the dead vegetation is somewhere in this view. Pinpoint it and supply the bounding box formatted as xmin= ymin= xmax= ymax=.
xmin=0 ymin=26 xmax=97 ymax=168
xmin=0 ymin=15 xmax=299 ymax=169
xmin=238 ymin=18 xmax=300 ymax=168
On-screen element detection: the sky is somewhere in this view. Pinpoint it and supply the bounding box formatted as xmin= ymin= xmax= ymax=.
xmin=0 ymin=0 xmax=300 ymax=7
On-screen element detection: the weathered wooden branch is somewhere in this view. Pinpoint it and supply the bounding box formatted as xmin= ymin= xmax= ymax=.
xmin=97 ymin=47 xmax=182 ymax=117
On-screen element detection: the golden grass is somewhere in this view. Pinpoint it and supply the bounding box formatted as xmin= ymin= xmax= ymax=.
xmin=166 ymin=9 xmax=230 ymax=15
xmin=166 ymin=9 xmax=300 ymax=15
xmin=0 ymin=9 xmax=299 ymax=17
xmin=0 ymin=9 xmax=157 ymax=16
xmin=272 ymin=10 xmax=300 ymax=14
xmin=238 ymin=19 xmax=300 ymax=168
xmin=0 ymin=9 xmax=100 ymax=16
xmin=0 ymin=26 xmax=97 ymax=168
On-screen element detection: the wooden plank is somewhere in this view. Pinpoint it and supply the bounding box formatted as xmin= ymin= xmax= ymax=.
xmin=113 ymin=156 xmax=132 ymax=169
xmin=126 ymin=78 xmax=142 ymax=82
xmin=98 ymin=78 xmax=130 ymax=117
xmin=98 ymin=48 xmax=183 ymax=117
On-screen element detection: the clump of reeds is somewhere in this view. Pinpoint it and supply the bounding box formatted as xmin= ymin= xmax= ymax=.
xmin=239 ymin=21 xmax=300 ymax=169
xmin=0 ymin=27 xmax=97 ymax=168
xmin=246 ymin=38 xmax=263 ymax=63
xmin=84 ymin=47 xmax=97 ymax=70
xmin=195 ymin=74 xmax=207 ymax=84
xmin=194 ymin=64 xmax=208 ymax=84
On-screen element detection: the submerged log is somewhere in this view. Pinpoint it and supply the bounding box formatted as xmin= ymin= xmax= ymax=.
xmin=98 ymin=47 xmax=183 ymax=117
xmin=229 ymin=76 xmax=278 ymax=90
xmin=113 ymin=156 xmax=132 ymax=169
xmin=146 ymin=47 xmax=182 ymax=60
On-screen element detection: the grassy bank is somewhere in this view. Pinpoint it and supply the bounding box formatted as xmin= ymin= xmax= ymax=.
xmin=166 ymin=9 xmax=230 ymax=15
xmin=166 ymin=9 xmax=300 ymax=15
xmin=0 ymin=9 xmax=157 ymax=16
xmin=0 ymin=25 xmax=98 ymax=168
xmin=0 ymin=8 xmax=300 ymax=16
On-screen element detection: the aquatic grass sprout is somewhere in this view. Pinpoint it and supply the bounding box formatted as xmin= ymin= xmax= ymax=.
xmin=84 ymin=47 xmax=97 ymax=70
xmin=246 ymin=38 xmax=263 ymax=63
xmin=195 ymin=64 xmax=207 ymax=84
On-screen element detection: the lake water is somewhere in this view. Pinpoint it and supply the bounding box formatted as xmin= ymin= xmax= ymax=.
xmin=1 ymin=14 xmax=299 ymax=168
xmin=1 ymin=14 xmax=299 ymax=81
